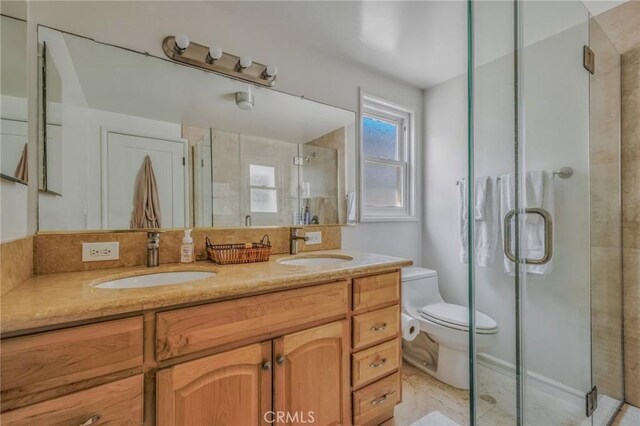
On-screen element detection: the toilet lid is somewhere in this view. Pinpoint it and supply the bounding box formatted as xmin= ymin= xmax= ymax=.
xmin=420 ymin=303 xmax=497 ymax=331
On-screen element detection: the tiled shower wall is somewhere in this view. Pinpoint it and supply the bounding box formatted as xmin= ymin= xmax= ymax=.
xmin=621 ymin=44 xmax=640 ymax=408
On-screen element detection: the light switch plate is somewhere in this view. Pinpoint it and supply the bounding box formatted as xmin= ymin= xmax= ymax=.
xmin=305 ymin=231 xmax=322 ymax=245
xmin=82 ymin=242 xmax=119 ymax=262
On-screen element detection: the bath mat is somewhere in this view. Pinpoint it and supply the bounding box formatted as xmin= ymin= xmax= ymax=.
xmin=410 ymin=411 xmax=461 ymax=426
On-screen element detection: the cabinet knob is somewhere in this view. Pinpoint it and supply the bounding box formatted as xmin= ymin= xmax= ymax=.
xmin=262 ymin=361 xmax=272 ymax=370
xmin=370 ymin=323 xmax=387 ymax=332
xmin=78 ymin=415 xmax=101 ymax=426
xmin=277 ymin=355 xmax=286 ymax=366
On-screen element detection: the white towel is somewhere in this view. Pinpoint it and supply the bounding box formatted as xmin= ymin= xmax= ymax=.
xmin=475 ymin=176 xmax=499 ymax=267
xmin=346 ymin=192 xmax=357 ymax=224
xmin=474 ymin=176 xmax=490 ymax=220
xmin=458 ymin=178 xmax=469 ymax=264
xmin=500 ymin=171 xmax=554 ymax=275
xmin=525 ymin=170 xmax=544 ymax=224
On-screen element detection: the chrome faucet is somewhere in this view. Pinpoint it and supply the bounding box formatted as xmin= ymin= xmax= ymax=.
xmin=289 ymin=227 xmax=309 ymax=255
xmin=147 ymin=231 xmax=160 ymax=267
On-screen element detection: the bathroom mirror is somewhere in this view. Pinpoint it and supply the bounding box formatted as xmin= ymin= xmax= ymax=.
xmin=37 ymin=27 xmax=356 ymax=231
xmin=0 ymin=15 xmax=28 ymax=185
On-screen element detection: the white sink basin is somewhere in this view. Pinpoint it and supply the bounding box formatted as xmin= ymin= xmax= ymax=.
xmin=278 ymin=255 xmax=354 ymax=266
xmin=95 ymin=271 xmax=216 ymax=289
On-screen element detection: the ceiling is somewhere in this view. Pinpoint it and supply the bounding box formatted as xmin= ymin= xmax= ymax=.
xmin=213 ymin=1 xmax=627 ymax=90
xmin=61 ymin=31 xmax=354 ymax=144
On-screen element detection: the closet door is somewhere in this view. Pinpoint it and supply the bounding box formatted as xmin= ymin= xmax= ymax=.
xmin=156 ymin=342 xmax=272 ymax=426
xmin=273 ymin=321 xmax=349 ymax=426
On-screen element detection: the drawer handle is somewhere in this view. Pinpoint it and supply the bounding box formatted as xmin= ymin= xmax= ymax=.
xmin=277 ymin=355 xmax=286 ymax=366
xmin=78 ymin=415 xmax=101 ymax=426
xmin=370 ymin=323 xmax=388 ymax=332
xmin=262 ymin=361 xmax=272 ymax=371
xmin=371 ymin=393 xmax=389 ymax=406
xmin=370 ymin=358 xmax=387 ymax=368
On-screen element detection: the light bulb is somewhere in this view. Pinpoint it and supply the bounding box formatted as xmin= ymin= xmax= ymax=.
xmin=264 ymin=64 xmax=278 ymax=79
xmin=208 ymin=46 xmax=223 ymax=62
xmin=174 ymin=34 xmax=190 ymax=52
xmin=239 ymin=55 xmax=252 ymax=70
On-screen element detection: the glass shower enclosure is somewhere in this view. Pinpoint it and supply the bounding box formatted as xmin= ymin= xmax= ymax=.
xmin=468 ymin=1 xmax=623 ymax=425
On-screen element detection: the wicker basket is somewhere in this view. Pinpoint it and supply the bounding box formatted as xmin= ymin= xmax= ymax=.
xmin=205 ymin=235 xmax=272 ymax=265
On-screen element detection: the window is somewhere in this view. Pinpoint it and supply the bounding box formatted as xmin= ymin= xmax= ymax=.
xmin=360 ymin=92 xmax=415 ymax=221
xmin=249 ymin=164 xmax=278 ymax=213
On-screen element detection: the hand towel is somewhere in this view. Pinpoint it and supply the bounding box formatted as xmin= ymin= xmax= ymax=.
xmin=347 ymin=192 xmax=357 ymax=224
xmin=499 ymin=173 xmax=516 ymax=275
xmin=474 ymin=176 xmax=499 ymax=267
xmin=525 ymin=170 xmax=544 ymax=224
xmin=458 ymin=178 xmax=469 ymax=264
xmin=523 ymin=170 xmax=554 ymax=275
xmin=474 ymin=176 xmax=490 ymax=220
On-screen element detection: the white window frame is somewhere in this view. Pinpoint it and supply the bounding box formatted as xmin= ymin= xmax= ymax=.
xmin=359 ymin=91 xmax=415 ymax=222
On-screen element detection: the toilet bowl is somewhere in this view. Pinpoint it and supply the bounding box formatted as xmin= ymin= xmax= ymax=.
xmin=401 ymin=266 xmax=498 ymax=389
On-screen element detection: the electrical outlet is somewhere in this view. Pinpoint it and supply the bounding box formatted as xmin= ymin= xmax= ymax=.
xmin=82 ymin=242 xmax=119 ymax=262
xmin=305 ymin=231 xmax=322 ymax=245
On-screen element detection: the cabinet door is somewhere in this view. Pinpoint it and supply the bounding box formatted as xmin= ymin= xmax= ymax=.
xmin=157 ymin=342 xmax=272 ymax=426
xmin=274 ymin=321 xmax=350 ymax=426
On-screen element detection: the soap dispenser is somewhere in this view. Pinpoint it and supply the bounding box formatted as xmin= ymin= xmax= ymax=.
xmin=180 ymin=229 xmax=195 ymax=264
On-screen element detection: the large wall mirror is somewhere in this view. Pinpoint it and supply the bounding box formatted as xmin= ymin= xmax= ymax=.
xmin=38 ymin=26 xmax=356 ymax=231
xmin=1 ymin=15 xmax=28 ymax=185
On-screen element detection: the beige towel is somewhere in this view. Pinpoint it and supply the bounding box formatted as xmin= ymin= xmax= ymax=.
xmin=130 ymin=155 xmax=162 ymax=228
xmin=13 ymin=143 xmax=28 ymax=183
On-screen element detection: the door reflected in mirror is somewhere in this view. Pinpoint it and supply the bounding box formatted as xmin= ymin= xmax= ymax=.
xmin=38 ymin=27 xmax=357 ymax=231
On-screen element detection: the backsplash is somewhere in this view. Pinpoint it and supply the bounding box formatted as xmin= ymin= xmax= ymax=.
xmin=0 ymin=236 xmax=33 ymax=295
xmin=33 ymin=226 xmax=341 ymax=275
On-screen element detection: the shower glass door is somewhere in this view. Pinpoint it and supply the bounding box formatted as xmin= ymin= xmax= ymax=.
xmin=469 ymin=0 xmax=623 ymax=425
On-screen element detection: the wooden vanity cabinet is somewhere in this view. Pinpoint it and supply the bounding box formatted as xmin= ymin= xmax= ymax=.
xmin=1 ymin=271 xmax=404 ymax=426
xmin=157 ymin=320 xmax=350 ymax=426
xmin=156 ymin=342 xmax=273 ymax=426
xmin=274 ymin=321 xmax=350 ymax=426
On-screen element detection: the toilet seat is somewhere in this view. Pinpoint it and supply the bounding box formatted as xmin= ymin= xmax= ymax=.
xmin=419 ymin=302 xmax=497 ymax=334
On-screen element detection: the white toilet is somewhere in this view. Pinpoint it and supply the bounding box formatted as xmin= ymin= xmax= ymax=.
xmin=401 ymin=266 xmax=498 ymax=389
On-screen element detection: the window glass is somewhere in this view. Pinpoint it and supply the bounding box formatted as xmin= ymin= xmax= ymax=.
xmin=250 ymin=188 xmax=277 ymax=213
xmin=249 ymin=164 xmax=276 ymax=187
xmin=364 ymin=162 xmax=403 ymax=207
xmin=363 ymin=115 xmax=399 ymax=160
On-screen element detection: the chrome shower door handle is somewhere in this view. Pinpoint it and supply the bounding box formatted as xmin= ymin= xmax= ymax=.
xmin=503 ymin=208 xmax=553 ymax=265
xmin=503 ymin=209 xmax=518 ymax=263
xmin=525 ymin=207 xmax=553 ymax=265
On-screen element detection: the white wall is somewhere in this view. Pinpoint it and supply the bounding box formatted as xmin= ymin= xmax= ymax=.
xmin=423 ymin=18 xmax=592 ymax=391
xmin=28 ymin=1 xmax=424 ymax=263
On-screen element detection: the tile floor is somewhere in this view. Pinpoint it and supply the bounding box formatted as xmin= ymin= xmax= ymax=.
xmin=389 ymin=363 xmax=626 ymax=426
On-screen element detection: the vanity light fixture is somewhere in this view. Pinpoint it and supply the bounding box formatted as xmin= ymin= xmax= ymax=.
xmin=162 ymin=35 xmax=277 ymax=87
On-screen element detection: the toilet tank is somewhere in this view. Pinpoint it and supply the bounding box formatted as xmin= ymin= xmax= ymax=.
xmin=401 ymin=267 xmax=443 ymax=309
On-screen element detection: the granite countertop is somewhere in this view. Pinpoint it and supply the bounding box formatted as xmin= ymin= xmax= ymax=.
xmin=1 ymin=250 xmax=412 ymax=335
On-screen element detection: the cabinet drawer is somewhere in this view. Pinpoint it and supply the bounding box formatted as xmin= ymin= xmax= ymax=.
xmin=352 ymin=305 xmax=399 ymax=350
xmin=352 ymin=272 xmax=399 ymax=313
xmin=352 ymin=371 xmax=401 ymax=425
xmin=1 ymin=317 xmax=143 ymax=409
xmin=156 ymin=281 xmax=348 ymax=360
xmin=352 ymin=339 xmax=400 ymax=388
xmin=1 ymin=375 xmax=143 ymax=426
